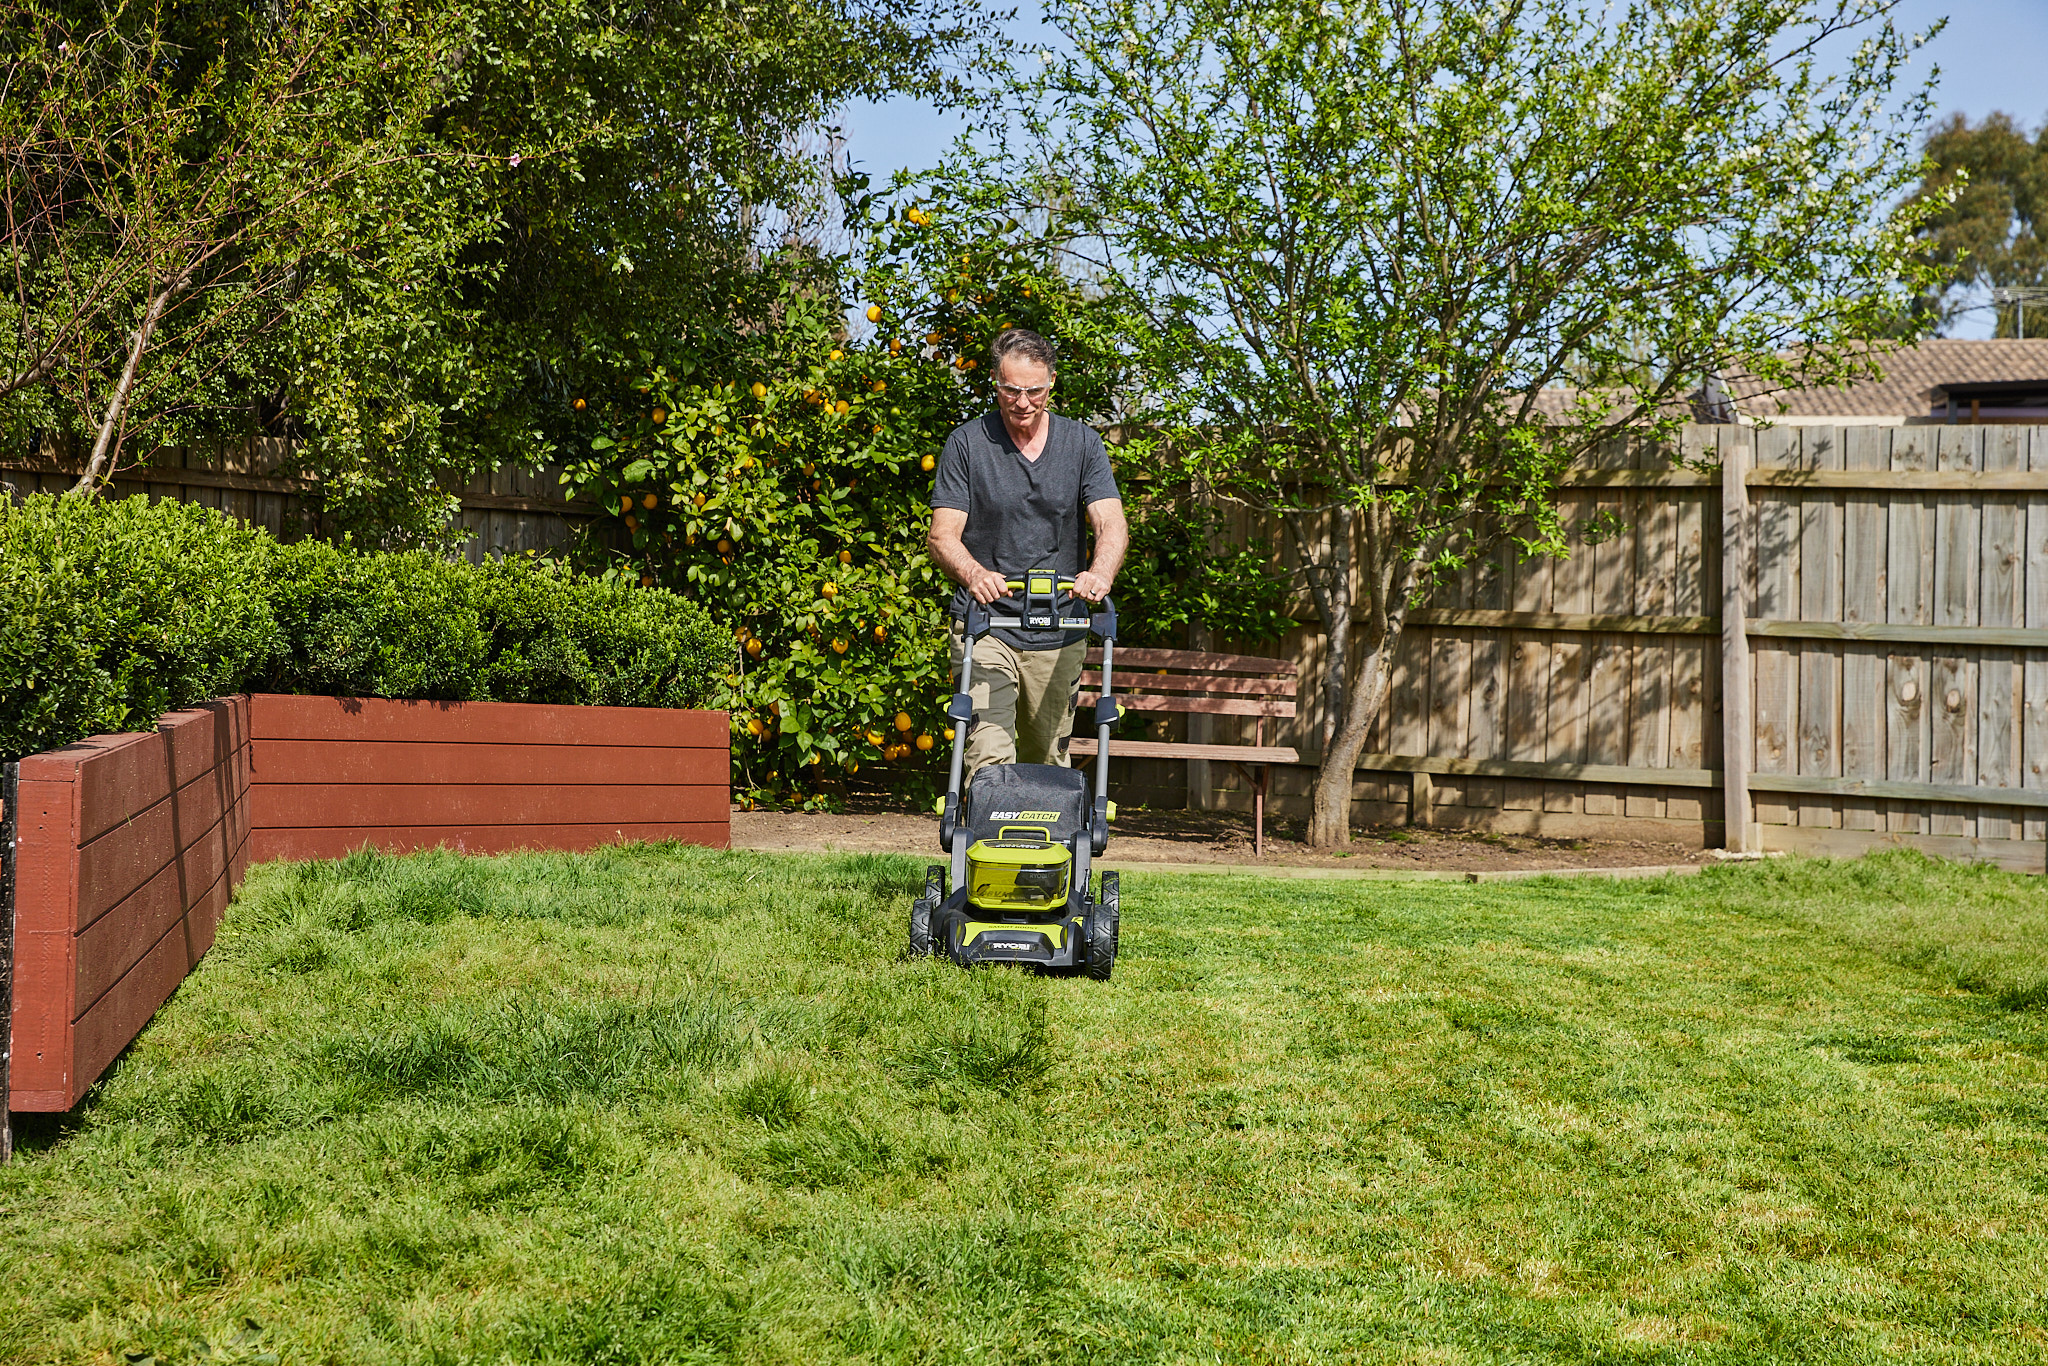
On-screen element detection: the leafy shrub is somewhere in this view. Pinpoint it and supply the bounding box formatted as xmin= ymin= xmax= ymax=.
xmin=0 ymin=494 xmax=283 ymax=762
xmin=473 ymin=557 xmax=729 ymax=709
xmin=0 ymin=494 xmax=730 ymax=763
xmin=262 ymin=541 xmax=491 ymax=701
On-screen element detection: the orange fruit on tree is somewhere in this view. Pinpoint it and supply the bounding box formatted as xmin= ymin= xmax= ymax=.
xmin=866 ymin=304 xmax=882 ymax=323
xmin=639 ymin=575 xmax=652 ymax=588
xmin=820 ymin=582 xmax=838 ymax=599
xmin=746 ymin=717 xmax=764 ymax=737
xmin=834 ymin=399 xmax=850 ymax=415
xmin=573 ymin=397 xmax=587 ymax=410
xmin=872 ymin=625 xmax=886 ymax=642
xmin=871 ymin=380 xmax=886 ymax=393
xmin=925 ymin=332 xmax=941 ymax=345
xmin=618 ymin=495 xmax=632 ymax=514
xmin=624 ymin=514 xmax=639 ymax=531
xmin=832 ymin=638 xmax=848 ymax=654
xmin=829 ymin=349 xmax=843 ymax=361
xmin=716 ymin=539 xmax=732 ymax=554
xmin=746 ymin=638 xmax=763 ymax=658
xmin=751 ymin=381 xmax=767 ymax=399
xmin=838 ymin=550 xmax=852 ymax=564
xmin=864 ymin=729 xmax=883 ymax=746
xmin=942 ymin=726 xmax=955 ymax=741
xmin=920 ymin=454 xmax=936 ymax=472
xmin=894 ymin=711 xmax=913 ymax=732
xmin=642 ymin=493 xmax=657 ymax=509
xmin=651 ymin=408 xmax=666 ymax=423
xmin=915 ymin=733 xmax=934 ymax=751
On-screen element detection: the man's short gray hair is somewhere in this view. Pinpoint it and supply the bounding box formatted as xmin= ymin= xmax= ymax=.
xmin=989 ymin=327 xmax=1057 ymax=375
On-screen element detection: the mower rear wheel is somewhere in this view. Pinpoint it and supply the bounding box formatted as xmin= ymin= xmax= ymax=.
xmin=1084 ymin=872 xmax=1119 ymax=980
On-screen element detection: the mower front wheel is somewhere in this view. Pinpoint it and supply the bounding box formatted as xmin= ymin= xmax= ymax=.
xmin=908 ymin=896 xmax=935 ymax=957
xmin=1084 ymin=872 xmax=1119 ymax=980
xmin=908 ymin=865 xmax=946 ymax=957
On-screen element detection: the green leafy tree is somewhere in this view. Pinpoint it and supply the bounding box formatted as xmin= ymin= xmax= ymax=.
xmin=0 ymin=0 xmax=478 ymax=503
xmin=276 ymin=0 xmax=1014 ymax=545
xmin=973 ymin=0 xmax=1944 ymax=845
xmin=2 ymin=0 xmax=1011 ymax=546
xmin=1908 ymin=112 xmax=2047 ymax=336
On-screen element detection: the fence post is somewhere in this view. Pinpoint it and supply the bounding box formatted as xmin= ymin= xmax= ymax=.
xmin=2 ymin=760 xmax=16 ymax=1162
xmin=1720 ymin=428 xmax=1755 ymax=852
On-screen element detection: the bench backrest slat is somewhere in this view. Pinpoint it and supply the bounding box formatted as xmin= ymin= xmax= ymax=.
xmin=1097 ymin=692 xmax=1296 ymax=718
xmin=1078 ymin=671 xmax=1290 ymax=699
xmin=1086 ymin=646 xmax=1296 ymax=676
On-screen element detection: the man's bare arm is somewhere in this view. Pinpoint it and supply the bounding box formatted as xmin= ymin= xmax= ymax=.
xmin=1073 ymin=497 xmax=1128 ymax=602
xmin=928 ymin=507 xmax=1009 ymax=604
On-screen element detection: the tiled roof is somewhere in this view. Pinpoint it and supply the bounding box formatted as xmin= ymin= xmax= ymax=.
xmin=1737 ymin=339 xmax=2048 ymax=417
xmin=1530 ymin=340 xmax=2048 ymax=423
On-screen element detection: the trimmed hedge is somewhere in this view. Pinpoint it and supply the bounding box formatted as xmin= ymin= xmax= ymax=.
xmin=1 ymin=494 xmax=731 ymax=764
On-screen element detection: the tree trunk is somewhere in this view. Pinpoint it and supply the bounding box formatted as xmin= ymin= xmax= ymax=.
xmin=1308 ymin=615 xmax=1398 ymax=846
xmin=70 ymin=274 xmax=185 ymax=495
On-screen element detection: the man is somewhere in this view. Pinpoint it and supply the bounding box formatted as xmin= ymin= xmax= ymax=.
xmin=927 ymin=327 xmax=1128 ymax=781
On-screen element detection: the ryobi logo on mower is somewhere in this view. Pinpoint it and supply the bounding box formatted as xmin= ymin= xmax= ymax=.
xmin=991 ymin=810 xmax=1062 ymax=822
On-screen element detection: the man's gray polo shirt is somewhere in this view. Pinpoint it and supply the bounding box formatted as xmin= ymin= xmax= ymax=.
xmin=931 ymin=411 xmax=1119 ymax=650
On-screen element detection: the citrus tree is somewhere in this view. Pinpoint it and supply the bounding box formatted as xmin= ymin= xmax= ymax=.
xmin=563 ymin=191 xmax=1291 ymax=807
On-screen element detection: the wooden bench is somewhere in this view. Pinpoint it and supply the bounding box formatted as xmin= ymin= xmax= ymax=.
xmin=1071 ymin=647 xmax=1299 ymax=856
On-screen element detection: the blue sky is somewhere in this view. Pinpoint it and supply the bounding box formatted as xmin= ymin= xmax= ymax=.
xmin=837 ymin=1 xmax=2048 ymax=338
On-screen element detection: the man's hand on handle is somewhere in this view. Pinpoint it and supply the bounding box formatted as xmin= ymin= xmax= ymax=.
xmin=1071 ymin=570 xmax=1112 ymax=603
xmin=965 ymin=566 xmax=1010 ymax=604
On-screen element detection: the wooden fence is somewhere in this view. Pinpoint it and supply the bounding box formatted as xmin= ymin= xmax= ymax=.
xmin=0 ymin=442 xmax=598 ymax=561
xmin=1161 ymin=423 xmax=2048 ymax=870
xmin=13 ymin=425 xmax=2048 ymax=870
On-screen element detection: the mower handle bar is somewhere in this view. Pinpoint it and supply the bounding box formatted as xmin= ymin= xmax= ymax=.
xmin=950 ymin=577 xmax=1117 ymax=636
xmin=941 ymin=573 xmax=1120 ymax=867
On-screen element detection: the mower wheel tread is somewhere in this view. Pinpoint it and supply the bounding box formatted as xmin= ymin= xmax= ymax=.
xmin=907 ymin=898 xmax=934 ymax=957
xmin=1084 ymin=872 xmax=1119 ymax=980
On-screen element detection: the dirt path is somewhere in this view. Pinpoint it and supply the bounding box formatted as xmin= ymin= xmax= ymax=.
xmin=731 ymin=803 xmax=1710 ymax=875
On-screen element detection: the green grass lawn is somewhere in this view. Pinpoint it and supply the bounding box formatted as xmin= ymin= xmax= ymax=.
xmin=5 ymin=847 xmax=2048 ymax=1364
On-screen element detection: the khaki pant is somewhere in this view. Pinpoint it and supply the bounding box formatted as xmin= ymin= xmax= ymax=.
xmin=950 ymin=625 xmax=1088 ymax=784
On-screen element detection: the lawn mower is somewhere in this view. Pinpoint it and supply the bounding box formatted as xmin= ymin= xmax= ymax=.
xmin=908 ymin=571 xmax=1121 ymax=979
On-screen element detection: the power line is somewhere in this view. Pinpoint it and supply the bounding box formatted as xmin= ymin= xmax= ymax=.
xmin=1991 ymin=286 xmax=2048 ymax=337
